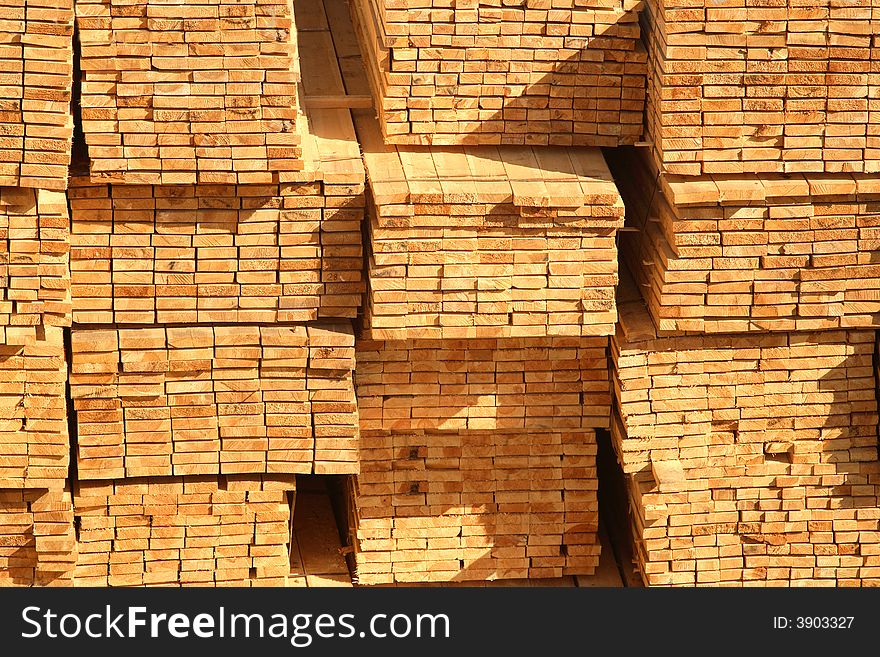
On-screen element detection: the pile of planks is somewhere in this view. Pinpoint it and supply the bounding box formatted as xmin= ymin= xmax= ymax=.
xmin=611 ymin=276 xmax=880 ymax=585
xmin=612 ymin=148 xmax=880 ymax=334
xmin=350 ymin=0 xmax=646 ymax=146
xmin=349 ymin=429 xmax=600 ymax=584
xmin=0 ymin=326 xmax=68 ymax=489
xmin=0 ymin=488 xmax=76 ymax=586
xmin=76 ymin=0 xmax=304 ymax=184
xmin=73 ymin=475 xmax=295 ymax=586
xmin=0 ymin=186 xmax=70 ymax=337
xmin=68 ymin=323 xmax=358 ymax=480
xmin=359 ymin=117 xmax=625 ymax=340
xmin=0 ymin=0 xmax=74 ymax=189
xmin=289 ymin=480 xmax=352 ymax=587
xmin=68 ymin=174 xmax=364 ymax=325
xmin=643 ymin=0 xmax=880 ymax=176
xmin=348 ymin=333 xmax=608 ymax=583
xmin=356 ymin=335 xmax=611 ymax=433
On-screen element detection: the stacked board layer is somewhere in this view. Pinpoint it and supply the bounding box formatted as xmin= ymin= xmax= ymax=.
xmin=0 ymin=489 xmax=75 ymax=586
xmin=349 ymin=429 xmax=599 ymax=583
xmin=360 ymin=117 xmax=625 ymax=340
xmin=0 ymin=326 xmax=68 ymax=489
xmin=73 ymin=475 xmax=295 ymax=586
xmin=643 ymin=0 xmax=880 ymax=176
xmin=0 ymin=186 xmax=70 ymax=337
xmin=76 ymin=0 xmax=304 ymax=184
xmin=611 ymin=278 xmax=880 ymax=585
xmin=68 ymin=174 xmax=364 ymax=325
xmin=348 ymin=334 xmax=607 ymax=583
xmin=613 ymin=148 xmax=880 ymax=334
xmin=351 ymin=0 xmax=647 ymax=146
xmin=0 ymin=0 xmax=74 ymax=189
xmin=68 ymin=324 xmax=358 ymax=479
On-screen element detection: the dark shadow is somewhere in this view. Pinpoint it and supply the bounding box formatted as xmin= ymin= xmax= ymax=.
xmin=610 ymin=269 xmax=880 ymax=586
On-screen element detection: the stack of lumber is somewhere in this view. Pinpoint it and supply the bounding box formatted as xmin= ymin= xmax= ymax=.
xmin=356 ymin=335 xmax=611 ymax=433
xmin=643 ymin=0 xmax=880 ymax=176
xmin=349 ymin=429 xmax=600 ymax=584
xmin=75 ymin=0 xmax=304 ymax=184
xmin=73 ymin=474 xmax=295 ymax=586
xmin=350 ymin=0 xmax=647 ymax=146
xmin=0 ymin=326 xmax=68 ymax=489
xmin=68 ymin=52 xmax=366 ymax=326
xmin=68 ymin=175 xmax=364 ymax=324
xmin=0 ymin=0 xmax=74 ymax=189
xmin=0 ymin=187 xmax=70 ymax=338
xmin=611 ymin=148 xmax=880 ymax=334
xmin=0 ymin=488 xmax=76 ymax=586
xmin=68 ymin=323 xmax=358 ymax=479
xmin=611 ymin=276 xmax=880 ymax=585
xmin=348 ymin=333 xmax=608 ymax=583
xmin=359 ymin=118 xmax=625 ymax=339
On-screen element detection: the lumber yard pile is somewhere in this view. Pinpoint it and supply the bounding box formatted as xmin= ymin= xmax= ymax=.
xmin=0 ymin=0 xmax=74 ymax=189
xmin=351 ymin=0 xmax=647 ymax=146
xmin=642 ymin=0 xmax=880 ymax=176
xmin=73 ymin=475 xmax=295 ymax=586
xmin=0 ymin=0 xmax=367 ymax=587
xmin=359 ymin=121 xmax=625 ymax=340
xmin=613 ymin=276 xmax=880 ymax=585
xmin=4 ymin=0 xmax=880 ymax=590
xmin=607 ymin=0 xmax=880 ymax=586
xmin=75 ymin=0 xmax=305 ymax=184
xmin=302 ymin=0 xmax=619 ymax=583
xmin=63 ymin=0 xmax=363 ymax=586
xmin=350 ymin=334 xmax=607 ymax=583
